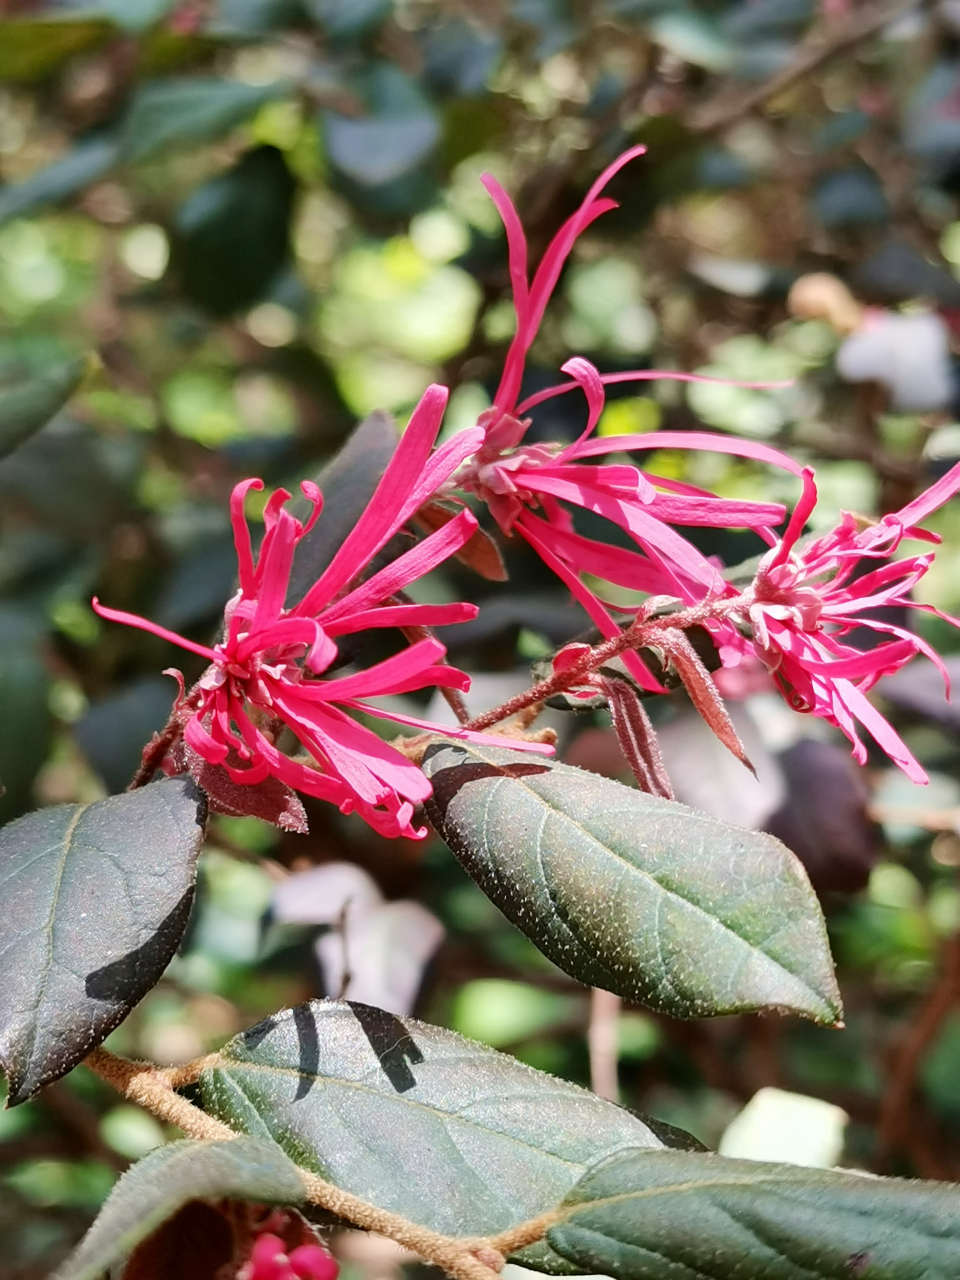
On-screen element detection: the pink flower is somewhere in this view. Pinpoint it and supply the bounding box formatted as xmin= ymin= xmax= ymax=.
xmin=241 ymin=1233 xmax=339 ymax=1280
xmin=738 ymin=460 xmax=960 ymax=782
xmin=451 ymin=148 xmax=793 ymax=689
xmin=93 ymin=385 xmax=550 ymax=840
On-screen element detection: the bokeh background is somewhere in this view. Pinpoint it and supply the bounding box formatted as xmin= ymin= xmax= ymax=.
xmin=5 ymin=0 xmax=960 ymax=1275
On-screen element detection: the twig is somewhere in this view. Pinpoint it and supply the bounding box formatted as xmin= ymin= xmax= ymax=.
xmin=463 ymin=599 xmax=726 ymax=734
xmin=128 ymin=714 xmax=182 ymax=790
xmin=688 ymin=0 xmax=925 ymax=134
xmin=876 ymin=932 xmax=960 ymax=1168
xmin=83 ymin=1047 xmax=508 ymax=1280
xmin=588 ymin=988 xmax=621 ymax=1103
xmin=85 ymin=1048 xmax=237 ymax=1140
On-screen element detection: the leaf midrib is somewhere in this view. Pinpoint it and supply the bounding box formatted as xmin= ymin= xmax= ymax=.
xmin=207 ymin=1048 xmax=653 ymax=1176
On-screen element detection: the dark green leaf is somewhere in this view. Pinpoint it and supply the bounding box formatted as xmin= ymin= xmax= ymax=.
xmin=175 ymin=145 xmax=295 ymax=316
xmin=305 ymin=0 xmax=390 ymax=38
xmin=0 ymin=355 xmax=90 ymax=459
xmin=0 ymin=418 xmax=136 ymax=544
xmin=323 ymin=64 xmax=440 ymax=186
xmin=0 ymin=137 xmax=120 ymax=226
xmin=0 ymin=776 xmax=206 ymax=1104
xmin=811 ymin=166 xmax=889 ymax=228
xmin=200 ymin=999 xmax=668 ymax=1237
xmin=422 ymin=743 xmax=841 ymax=1025
xmin=545 ymin=1146 xmax=960 ymax=1280
xmin=0 ymin=607 xmax=52 ymax=827
xmin=0 ymin=18 xmax=114 ymax=82
xmin=54 ymin=1138 xmax=306 ymax=1280
xmin=285 ymin=410 xmax=398 ymax=606
xmin=121 ymin=79 xmax=288 ymax=163
xmin=74 ymin=677 xmax=176 ymax=795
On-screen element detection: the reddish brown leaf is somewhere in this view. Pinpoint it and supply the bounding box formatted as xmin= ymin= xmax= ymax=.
xmin=661 ymin=628 xmax=755 ymax=776
xmin=599 ymin=673 xmax=674 ymax=799
xmin=122 ymin=1201 xmax=235 ymax=1280
xmin=415 ymin=500 xmax=507 ymax=581
xmin=185 ymin=747 xmax=308 ymax=833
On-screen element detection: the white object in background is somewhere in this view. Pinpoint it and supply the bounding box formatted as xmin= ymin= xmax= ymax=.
xmin=718 ymin=1087 xmax=848 ymax=1168
xmin=502 ymin=1266 xmax=612 ymax=1280
xmin=315 ymin=899 xmax=444 ymax=1017
xmin=272 ymin=862 xmax=382 ymax=924
xmin=837 ymin=310 xmax=954 ymax=412
xmin=657 ymin=702 xmax=785 ymax=830
xmin=272 ymin=862 xmax=444 ymax=1016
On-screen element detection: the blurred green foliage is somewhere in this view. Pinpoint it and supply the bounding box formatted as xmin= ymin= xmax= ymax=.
xmin=6 ymin=0 xmax=960 ymax=1275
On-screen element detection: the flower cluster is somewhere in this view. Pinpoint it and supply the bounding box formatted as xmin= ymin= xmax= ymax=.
xmin=445 ymin=145 xmax=960 ymax=782
xmin=95 ymin=146 xmax=960 ymax=831
xmin=735 ymin=461 xmax=960 ymax=784
xmin=94 ymin=385 xmax=549 ymax=840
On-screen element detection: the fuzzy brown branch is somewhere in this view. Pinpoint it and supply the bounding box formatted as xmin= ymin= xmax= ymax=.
xmin=84 ymin=1047 xmax=506 ymax=1280
xmin=688 ymin=0 xmax=925 ymax=134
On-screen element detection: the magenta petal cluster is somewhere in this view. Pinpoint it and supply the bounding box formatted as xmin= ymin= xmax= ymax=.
xmin=452 ymin=147 xmax=793 ymax=690
xmin=93 ymin=385 xmax=549 ymax=839
xmin=241 ymin=1233 xmax=338 ymax=1280
xmin=741 ymin=460 xmax=960 ymax=783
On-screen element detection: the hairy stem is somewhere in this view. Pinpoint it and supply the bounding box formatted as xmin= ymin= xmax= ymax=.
xmin=83 ymin=1047 xmax=508 ymax=1280
xmin=463 ymin=600 xmax=724 ymax=733
xmin=128 ymin=714 xmax=182 ymax=790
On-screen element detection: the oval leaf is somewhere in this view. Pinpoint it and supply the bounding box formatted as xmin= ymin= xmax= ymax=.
xmin=54 ymin=1138 xmax=305 ymax=1280
xmin=0 ymin=354 xmax=90 ymax=459
xmin=0 ymin=137 xmax=120 ymax=226
xmin=175 ymin=144 xmax=295 ymax=317
xmin=0 ymin=776 xmax=206 ymax=1104
xmin=422 ymin=743 xmax=841 ymax=1025
xmin=545 ymin=1147 xmax=960 ymax=1280
xmin=200 ymin=999 xmax=668 ymax=1238
xmin=121 ymin=79 xmax=287 ymax=163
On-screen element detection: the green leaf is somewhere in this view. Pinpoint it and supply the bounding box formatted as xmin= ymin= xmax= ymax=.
xmin=175 ymin=145 xmax=295 ymax=316
xmin=0 ymin=355 xmax=91 ymax=459
xmin=0 ymin=137 xmax=121 ymax=226
xmin=0 ymin=777 xmax=207 ymax=1105
xmin=54 ymin=1138 xmax=306 ymax=1280
xmin=544 ymin=1147 xmax=960 ymax=1279
xmin=422 ymin=743 xmax=841 ymax=1025
xmin=285 ymin=410 xmax=398 ymax=606
xmin=305 ymin=0 xmax=390 ymax=38
xmin=648 ymin=12 xmax=735 ymax=72
xmin=0 ymin=606 xmax=52 ymax=827
xmin=200 ymin=999 xmax=669 ymax=1237
xmin=323 ymin=63 xmax=440 ymax=186
xmin=0 ymin=17 xmax=114 ymax=83
xmin=121 ymin=78 xmax=288 ymax=164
